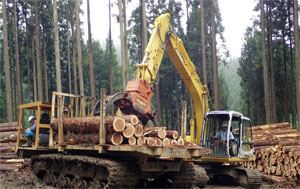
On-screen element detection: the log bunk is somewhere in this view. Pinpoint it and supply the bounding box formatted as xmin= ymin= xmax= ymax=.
xmin=239 ymin=122 xmax=300 ymax=184
xmin=50 ymin=114 xmax=199 ymax=148
xmin=0 ymin=122 xmax=26 ymax=172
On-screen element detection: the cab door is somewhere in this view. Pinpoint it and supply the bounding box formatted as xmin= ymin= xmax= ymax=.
xmin=238 ymin=117 xmax=253 ymax=159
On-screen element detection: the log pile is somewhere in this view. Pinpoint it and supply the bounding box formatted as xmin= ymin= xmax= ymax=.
xmin=239 ymin=122 xmax=300 ymax=182
xmin=52 ymin=115 xmax=200 ymax=148
xmin=0 ymin=122 xmax=25 ymax=172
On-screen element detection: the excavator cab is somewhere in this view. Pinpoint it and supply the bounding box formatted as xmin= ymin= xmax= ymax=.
xmin=200 ymin=111 xmax=253 ymax=160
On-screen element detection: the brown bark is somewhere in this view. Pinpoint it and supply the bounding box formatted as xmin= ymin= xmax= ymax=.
xmin=75 ymin=0 xmax=84 ymax=95
xmin=50 ymin=116 xmax=126 ymax=133
xmin=122 ymin=123 xmax=135 ymax=138
xmin=43 ymin=37 xmax=49 ymax=101
xmin=166 ymin=130 xmax=178 ymax=139
xmin=0 ymin=143 xmax=16 ymax=148
xmin=0 ymin=153 xmax=17 ymax=159
xmin=32 ymin=36 xmax=37 ymax=102
xmin=0 ymin=127 xmax=18 ymax=132
xmin=87 ymin=0 xmax=95 ymax=97
xmin=66 ymin=4 xmax=72 ymax=95
xmin=2 ymin=0 xmax=13 ymax=122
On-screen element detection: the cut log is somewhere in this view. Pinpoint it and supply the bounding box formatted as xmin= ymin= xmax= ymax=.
xmin=154 ymin=138 xmax=162 ymax=146
xmin=50 ymin=116 xmax=126 ymax=133
xmin=279 ymin=140 xmax=300 ymax=147
xmin=62 ymin=133 xmax=99 ymax=144
xmin=0 ymin=163 xmax=22 ymax=172
xmin=0 ymin=135 xmax=18 ymax=143
xmin=0 ymin=159 xmax=24 ymax=164
xmin=0 ymin=153 xmax=16 ymax=159
xmin=144 ymin=127 xmax=166 ymax=139
xmin=128 ymin=136 xmax=136 ymax=145
xmin=177 ymin=138 xmax=184 ymax=146
xmin=162 ymin=138 xmax=170 ymax=147
xmin=0 ymin=131 xmax=18 ymax=139
xmin=122 ymin=123 xmax=135 ymax=138
xmin=0 ymin=126 xmax=18 ymax=132
xmin=107 ymin=133 xmax=123 ymax=145
xmin=170 ymin=139 xmax=177 ymax=146
xmin=145 ymin=137 xmax=155 ymax=146
xmin=137 ymin=136 xmax=145 ymax=146
xmin=0 ymin=122 xmax=18 ymax=127
xmin=166 ymin=130 xmax=178 ymax=139
xmin=252 ymin=122 xmax=290 ymax=131
xmin=122 ymin=115 xmax=139 ymax=125
xmin=134 ymin=124 xmax=144 ymax=137
xmin=253 ymin=140 xmax=279 ymax=147
xmin=0 ymin=142 xmax=16 ymax=147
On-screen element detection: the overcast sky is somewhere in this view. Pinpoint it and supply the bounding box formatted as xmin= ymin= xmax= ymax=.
xmin=81 ymin=0 xmax=258 ymax=58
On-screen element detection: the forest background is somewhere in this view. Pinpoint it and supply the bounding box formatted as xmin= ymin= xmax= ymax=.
xmin=0 ymin=0 xmax=300 ymax=131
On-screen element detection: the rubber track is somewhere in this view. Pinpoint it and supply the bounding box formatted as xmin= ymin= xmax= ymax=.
xmin=172 ymin=162 xmax=209 ymax=188
xmin=30 ymin=154 xmax=139 ymax=188
xmin=236 ymin=167 xmax=262 ymax=188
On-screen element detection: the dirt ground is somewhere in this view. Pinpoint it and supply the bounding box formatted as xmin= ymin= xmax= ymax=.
xmin=0 ymin=167 xmax=298 ymax=189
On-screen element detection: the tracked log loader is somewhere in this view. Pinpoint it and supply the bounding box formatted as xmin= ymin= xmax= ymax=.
xmin=16 ymin=13 xmax=261 ymax=188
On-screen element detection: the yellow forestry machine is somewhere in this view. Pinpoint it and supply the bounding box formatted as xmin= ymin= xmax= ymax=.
xmin=16 ymin=13 xmax=261 ymax=188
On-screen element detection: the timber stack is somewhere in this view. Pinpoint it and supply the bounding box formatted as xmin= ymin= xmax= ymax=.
xmin=239 ymin=122 xmax=300 ymax=182
xmin=0 ymin=122 xmax=26 ymax=172
xmin=50 ymin=115 xmax=199 ymax=148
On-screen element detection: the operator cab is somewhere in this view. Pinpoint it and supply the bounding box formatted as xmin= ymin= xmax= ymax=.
xmin=201 ymin=111 xmax=253 ymax=159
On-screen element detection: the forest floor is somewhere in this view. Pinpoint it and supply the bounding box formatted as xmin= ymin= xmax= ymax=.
xmin=0 ymin=166 xmax=298 ymax=189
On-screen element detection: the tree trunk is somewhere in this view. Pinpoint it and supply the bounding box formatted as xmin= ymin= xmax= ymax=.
xmin=75 ymin=0 xmax=85 ymax=96
xmin=123 ymin=0 xmax=129 ymax=84
xmin=140 ymin=0 xmax=147 ymax=57
xmin=267 ymin=2 xmax=277 ymax=123
xmin=200 ymin=0 xmax=207 ymax=85
xmin=35 ymin=0 xmax=43 ymax=101
xmin=155 ymin=75 xmax=161 ymax=126
xmin=71 ymin=14 xmax=78 ymax=95
xmin=210 ymin=0 xmax=219 ymax=110
xmin=66 ymin=4 xmax=72 ymax=95
xmin=53 ymin=0 xmax=62 ymax=92
xmin=282 ymin=31 xmax=289 ymax=122
xmin=294 ymin=0 xmax=300 ymax=130
xmin=260 ymin=0 xmax=271 ymax=123
xmin=109 ymin=0 xmax=113 ymax=95
xmin=87 ymin=0 xmax=95 ymax=97
xmin=24 ymin=7 xmax=31 ymax=102
xmin=32 ymin=39 xmax=37 ymax=102
xmin=13 ymin=0 xmax=23 ymax=108
xmin=43 ymin=37 xmax=49 ymax=102
xmin=287 ymin=1 xmax=296 ymax=127
xmin=118 ymin=0 xmax=127 ymax=89
xmin=2 ymin=0 xmax=13 ymax=122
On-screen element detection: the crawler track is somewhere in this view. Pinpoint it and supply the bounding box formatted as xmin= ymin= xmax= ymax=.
xmin=30 ymin=154 xmax=139 ymax=188
xmin=236 ymin=167 xmax=262 ymax=188
xmin=172 ymin=162 xmax=209 ymax=188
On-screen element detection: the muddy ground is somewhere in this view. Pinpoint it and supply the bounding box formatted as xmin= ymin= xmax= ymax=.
xmin=0 ymin=166 xmax=298 ymax=189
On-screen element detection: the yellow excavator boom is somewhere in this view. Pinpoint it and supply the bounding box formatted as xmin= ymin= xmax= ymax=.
xmin=136 ymin=13 xmax=210 ymax=144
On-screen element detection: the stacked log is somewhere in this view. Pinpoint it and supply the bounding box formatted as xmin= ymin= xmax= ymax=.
xmin=52 ymin=115 xmax=201 ymax=148
xmin=239 ymin=122 xmax=300 ymax=182
xmin=0 ymin=122 xmax=25 ymax=172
